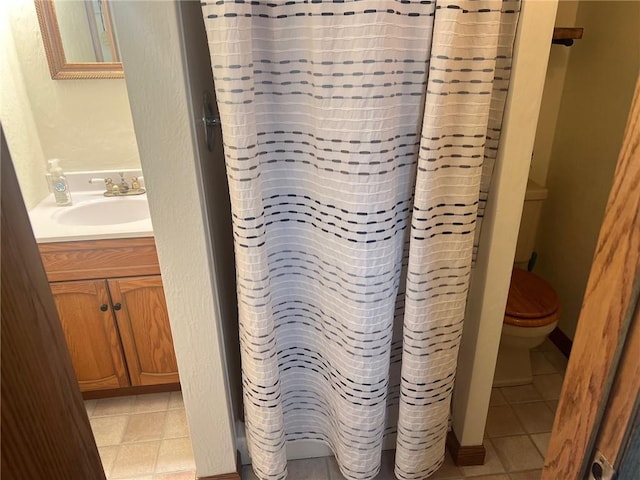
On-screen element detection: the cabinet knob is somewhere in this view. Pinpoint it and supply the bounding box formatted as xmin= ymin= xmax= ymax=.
xmin=100 ymin=304 xmax=109 ymax=312
xmin=113 ymin=303 xmax=122 ymax=311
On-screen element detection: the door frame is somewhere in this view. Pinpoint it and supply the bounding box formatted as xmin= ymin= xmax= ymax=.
xmin=109 ymin=1 xmax=238 ymax=476
xmin=543 ymin=77 xmax=640 ymax=479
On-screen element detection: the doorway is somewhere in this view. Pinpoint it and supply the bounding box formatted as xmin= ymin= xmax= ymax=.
xmin=0 ymin=2 xmax=198 ymax=478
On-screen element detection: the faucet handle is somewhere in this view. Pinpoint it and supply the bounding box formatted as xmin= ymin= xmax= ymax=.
xmin=89 ymin=177 xmax=114 ymax=193
xmin=117 ymin=172 xmax=130 ymax=192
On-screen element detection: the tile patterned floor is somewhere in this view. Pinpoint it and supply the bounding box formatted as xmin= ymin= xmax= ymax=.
xmin=242 ymin=340 xmax=568 ymax=480
xmin=86 ymin=341 xmax=566 ymax=480
xmin=86 ymin=391 xmax=196 ymax=480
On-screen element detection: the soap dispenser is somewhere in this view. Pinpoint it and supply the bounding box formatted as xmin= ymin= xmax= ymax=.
xmin=47 ymin=159 xmax=72 ymax=206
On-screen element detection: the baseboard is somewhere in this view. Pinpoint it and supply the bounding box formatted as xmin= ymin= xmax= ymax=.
xmin=81 ymin=383 xmax=180 ymax=400
xmin=548 ymin=327 xmax=573 ymax=358
xmin=197 ymin=473 xmax=240 ymax=480
xmin=446 ymin=430 xmax=486 ymax=466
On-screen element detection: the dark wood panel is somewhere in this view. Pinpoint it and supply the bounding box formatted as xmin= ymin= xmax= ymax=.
xmin=446 ymin=430 xmax=486 ymax=466
xmin=109 ymin=276 xmax=180 ymax=386
xmin=1 ymin=129 xmax=106 ymax=479
xmin=39 ymin=237 xmax=160 ymax=282
xmin=548 ymin=327 xmax=572 ymax=358
xmin=552 ymin=27 xmax=584 ymax=41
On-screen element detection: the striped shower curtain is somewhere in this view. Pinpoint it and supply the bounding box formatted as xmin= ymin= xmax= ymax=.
xmin=201 ymin=1 xmax=519 ymax=479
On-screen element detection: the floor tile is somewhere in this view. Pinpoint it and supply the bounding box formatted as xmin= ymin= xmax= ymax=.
xmin=489 ymin=388 xmax=508 ymax=407
xmin=155 ymin=437 xmax=195 ymax=474
xmin=153 ymin=472 xmax=196 ymax=480
xmin=470 ymin=475 xmax=509 ymax=480
xmin=330 ymin=450 xmax=448 ymax=480
xmin=133 ymin=393 xmax=171 ymax=414
xmin=287 ymin=457 xmax=329 ymax=480
xmin=87 ymin=393 xmax=198 ymax=480
xmin=492 ymin=436 xmax=544 ymax=472
xmin=90 ymin=415 xmax=129 ymax=447
xmin=327 ymin=456 xmax=342 ymax=479
xmin=500 ymin=385 xmax=543 ymax=404
xmin=98 ymin=445 xmax=119 ymax=477
xmin=118 ymin=475 xmax=153 ymax=480
xmin=530 ymin=433 xmax=551 ymax=458
xmin=122 ymin=412 xmax=167 ymax=443
xmin=110 ymin=441 xmax=160 ymax=479
xmin=511 ymin=402 xmax=555 ymax=434
xmin=532 ymin=374 xmax=564 ymax=401
xmin=328 ymin=449 xmax=395 ymax=479
xmin=430 ymin=451 xmax=461 ymax=479
xmin=168 ymin=391 xmax=184 ymax=410
xmin=538 ymin=339 xmax=556 ymax=353
xmin=115 ymin=476 xmax=153 ymax=480
xmin=546 ymin=400 xmax=559 ymax=413
xmin=374 ymin=450 xmax=396 ymax=479
xmin=93 ymin=397 xmax=136 ymax=417
xmin=485 ymin=405 xmax=526 ymax=438
xmin=542 ymin=348 xmax=568 ymax=375
xmin=460 ymin=440 xmax=505 ymax=477
xmin=241 ymin=465 xmax=260 ymax=480
xmin=85 ymin=399 xmax=97 ymax=417
xmin=530 ymin=352 xmax=556 ymax=375
xmin=164 ymin=409 xmax=190 ymax=439
xmin=508 ymin=469 xmax=542 ymax=479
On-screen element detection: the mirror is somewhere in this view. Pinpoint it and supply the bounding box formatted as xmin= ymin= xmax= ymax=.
xmin=35 ymin=0 xmax=123 ymax=79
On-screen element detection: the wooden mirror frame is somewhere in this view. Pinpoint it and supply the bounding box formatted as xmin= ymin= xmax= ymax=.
xmin=34 ymin=0 xmax=124 ymax=80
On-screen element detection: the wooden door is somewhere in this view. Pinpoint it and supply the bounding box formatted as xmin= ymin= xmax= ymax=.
xmin=108 ymin=276 xmax=179 ymax=385
xmin=1 ymin=127 xmax=106 ymax=479
xmin=50 ymin=280 xmax=130 ymax=391
xmin=543 ymin=78 xmax=640 ymax=478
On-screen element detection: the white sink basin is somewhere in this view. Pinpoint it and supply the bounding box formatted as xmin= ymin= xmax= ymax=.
xmin=53 ymin=196 xmax=151 ymax=226
xmin=29 ymin=171 xmax=154 ymax=243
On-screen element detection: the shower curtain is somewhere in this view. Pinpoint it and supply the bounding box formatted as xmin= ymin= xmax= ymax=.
xmin=201 ymin=1 xmax=519 ymax=478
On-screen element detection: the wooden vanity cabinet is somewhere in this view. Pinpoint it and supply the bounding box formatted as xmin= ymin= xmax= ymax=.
xmin=108 ymin=276 xmax=179 ymax=386
xmin=50 ymin=280 xmax=129 ymax=391
xmin=40 ymin=238 xmax=179 ymax=394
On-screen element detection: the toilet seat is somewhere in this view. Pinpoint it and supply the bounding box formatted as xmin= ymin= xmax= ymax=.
xmin=504 ymin=268 xmax=560 ymax=328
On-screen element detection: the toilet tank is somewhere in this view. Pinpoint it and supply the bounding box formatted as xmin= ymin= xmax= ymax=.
xmin=514 ymin=179 xmax=548 ymax=265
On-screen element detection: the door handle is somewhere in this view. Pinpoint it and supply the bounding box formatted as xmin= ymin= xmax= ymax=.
xmin=100 ymin=304 xmax=109 ymax=312
xmin=202 ymin=91 xmax=220 ymax=153
xmin=113 ymin=303 xmax=122 ymax=311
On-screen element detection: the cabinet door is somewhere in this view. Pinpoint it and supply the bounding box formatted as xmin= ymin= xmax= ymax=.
xmin=50 ymin=280 xmax=130 ymax=391
xmin=108 ymin=276 xmax=179 ymax=386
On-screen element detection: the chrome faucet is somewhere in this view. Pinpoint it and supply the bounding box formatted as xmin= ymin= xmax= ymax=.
xmin=89 ymin=174 xmax=145 ymax=197
xmin=117 ymin=173 xmax=130 ymax=193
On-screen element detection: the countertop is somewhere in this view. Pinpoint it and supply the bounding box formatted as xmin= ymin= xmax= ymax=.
xmin=28 ymin=170 xmax=154 ymax=243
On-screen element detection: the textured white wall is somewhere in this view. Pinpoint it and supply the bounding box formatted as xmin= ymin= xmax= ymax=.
xmin=0 ymin=2 xmax=48 ymax=210
xmin=1 ymin=0 xmax=140 ymax=203
xmin=452 ymin=0 xmax=558 ymax=446
xmin=529 ymin=1 xmax=579 ymax=186
xmin=111 ymin=1 xmax=237 ymax=476
xmin=535 ymin=1 xmax=640 ymax=340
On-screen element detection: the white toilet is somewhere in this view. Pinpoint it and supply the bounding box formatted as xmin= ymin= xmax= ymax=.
xmin=493 ymin=180 xmax=561 ymax=387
